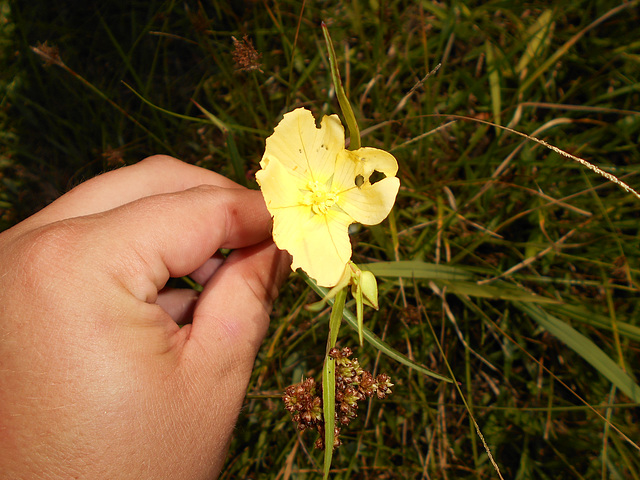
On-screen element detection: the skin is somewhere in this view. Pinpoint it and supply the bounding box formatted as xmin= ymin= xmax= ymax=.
xmin=0 ymin=155 xmax=291 ymax=479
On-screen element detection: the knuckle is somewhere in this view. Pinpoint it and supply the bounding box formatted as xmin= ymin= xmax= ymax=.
xmin=17 ymin=220 xmax=87 ymax=280
xmin=0 ymin=219 xmax=90 ymax=314
xmin=139 ymin=154 xmax=182 ymax=169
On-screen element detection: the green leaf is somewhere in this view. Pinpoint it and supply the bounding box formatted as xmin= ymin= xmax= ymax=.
xmin=363 ymin=261 xmax=476 ymax=281
xmin=365 ymin=261 xmax=558 ymax=303
xmin=328 ymin=288 xmax=346 ymax=348
xmin=547 ymin=303 xmax=640 ymax=343
xmin=515 ymin=302 xmax=640 ymax=403
xmin=440 ymin=280 xmax=560 ymax=304
xmin=343 ymin=306 xmax=452 ymax=383
xmin=354 ymin=279 xmax=364 ymax=347
xmin=321 ymin=22 xmax=361 ymax=150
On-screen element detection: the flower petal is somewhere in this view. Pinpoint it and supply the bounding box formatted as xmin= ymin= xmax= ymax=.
xmin=332 ymin=147 xmax=400 ymax=225
xmin=339 ymin=176 xmax=400 ymax=225
xmin=272 ymin=206 xmax=353 ymax=287
xmin=263 ymin=108 xmax=345 ymax=185
xmin=255 ymin=155 xmax=304 ymax=210
xmin=350 ymin=147 xmax=399 ymax=178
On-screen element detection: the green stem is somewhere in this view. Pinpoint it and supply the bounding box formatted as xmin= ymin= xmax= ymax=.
xmin=322 ymin=287 xmax=347 ymax=479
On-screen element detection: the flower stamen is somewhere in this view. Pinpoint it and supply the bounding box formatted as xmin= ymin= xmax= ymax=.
xmin=303 ymin=181 xmax=339 ymax=215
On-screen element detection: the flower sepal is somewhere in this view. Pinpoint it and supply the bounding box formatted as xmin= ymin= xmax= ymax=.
xmin=349 ymin=263 xmax=379 ymax=346
xmin=305 ymin=262 xmax=378 ymax=346
xmin=352 ymin=268 xmax=378 ymax=310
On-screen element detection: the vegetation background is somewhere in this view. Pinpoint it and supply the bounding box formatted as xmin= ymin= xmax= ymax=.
xmin=1 ymin=0 xmax=639 ymax=478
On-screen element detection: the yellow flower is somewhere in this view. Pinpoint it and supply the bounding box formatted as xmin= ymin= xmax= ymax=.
xmin=256 ymin=107 xmax=400 ymax=287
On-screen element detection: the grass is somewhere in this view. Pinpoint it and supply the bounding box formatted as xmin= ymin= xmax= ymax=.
xmin=2 ymin=0 xmax=640 ymax=478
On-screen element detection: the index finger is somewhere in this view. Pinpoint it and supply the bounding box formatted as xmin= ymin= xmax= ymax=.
xmin=23 ymin=155 xmax=242 ymax=229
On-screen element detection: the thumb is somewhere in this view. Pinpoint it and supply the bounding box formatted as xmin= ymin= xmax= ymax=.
xmin=184 ymin=239 xmax=291 ymax=375
xmin=89 ymin=184 xmax=275 ymax=304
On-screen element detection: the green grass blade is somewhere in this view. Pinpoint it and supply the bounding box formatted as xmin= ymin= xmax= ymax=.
xmin=190 ymin=100 xmax=246 ymax=185
xmin=321 ymin=354 xmax=335 ymax=479
xmin=515 ymin=9 xmax=554 ymax=75
xmin=124 ymin=82 xmax=264 ymax=135
xmin=123 ymin=81 xmax=210 ymax=124
xmin=190 ymin=99 xmax=230 ymax=134
xmin=515 ymin=302 xmax=640 ymax=403
xmin=485 ymin=40 xmax=502 ymax=136
xmin=29 ymin=46 xmax=174 ymax=154
xmin=518 ymin=3 xmax=635 ymax=94
xmin=224 ymin=132 xmax=247 ymax=187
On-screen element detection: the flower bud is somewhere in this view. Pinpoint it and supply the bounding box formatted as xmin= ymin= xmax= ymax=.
xmin=359 ymin=270 xmax=379 ymax=310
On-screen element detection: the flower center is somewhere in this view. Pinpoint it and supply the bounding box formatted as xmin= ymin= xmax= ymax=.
xmin=303 ymin=180 xmax=338 ymax=215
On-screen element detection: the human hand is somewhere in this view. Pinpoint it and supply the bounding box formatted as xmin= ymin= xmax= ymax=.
xmin=0 ymin=155 xmax=291 ymax=479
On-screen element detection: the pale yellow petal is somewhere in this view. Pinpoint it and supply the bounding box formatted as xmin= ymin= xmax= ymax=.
xmin=271 ymin=204 xmax=312 ymax=258
xmin=349 ymin=147 xmax=398 ymax=178
xmin=339 ymin=176 xmax=400 ymax=225
xmin=329 ymin=147 xmax=359 ymax=193
xmin=255 ymin=156 xmax=304 ymax=210
xmin=331 ymin=147 xmax=398 ymax=192
xmin=272 ymin=205 xmax=353 ymax=287
xmin=263 ymin=107 xmax=345 ymax=185
xmin=330 ymin=147 xmax=400 ymax=225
